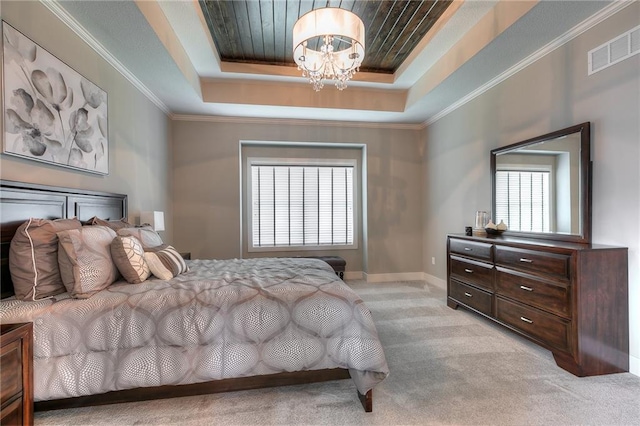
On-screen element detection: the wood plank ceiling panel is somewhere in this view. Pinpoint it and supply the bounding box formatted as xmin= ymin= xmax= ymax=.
xmin=199 ymin=0 xmax=453 ymax=73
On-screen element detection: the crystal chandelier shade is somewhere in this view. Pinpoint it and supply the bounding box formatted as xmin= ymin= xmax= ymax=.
xmin=293 ymin=8 xmax=365 ymax=91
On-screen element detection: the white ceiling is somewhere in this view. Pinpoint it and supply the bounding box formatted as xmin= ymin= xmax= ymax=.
xmin=51 ymin=0 xmax=618 ymax=125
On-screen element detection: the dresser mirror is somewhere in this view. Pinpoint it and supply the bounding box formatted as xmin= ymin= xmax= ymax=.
xmin=490 ymin=122 xmax=591 ymax=243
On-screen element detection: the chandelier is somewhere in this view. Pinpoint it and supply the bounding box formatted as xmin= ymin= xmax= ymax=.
xmin=293 ymin=8 xmax=365 ymax=91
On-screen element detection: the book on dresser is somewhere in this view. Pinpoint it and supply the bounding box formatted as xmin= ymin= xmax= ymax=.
xmin=447 ymin=234 xmax=629 ymax=377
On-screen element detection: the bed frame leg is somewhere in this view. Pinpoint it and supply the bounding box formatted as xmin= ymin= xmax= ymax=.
xmin=357 ymin=389 xmax=372 ymax=412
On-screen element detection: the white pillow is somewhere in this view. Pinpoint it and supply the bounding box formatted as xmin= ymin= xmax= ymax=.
xmin=116 ymin=226 xmax=163 ymax=249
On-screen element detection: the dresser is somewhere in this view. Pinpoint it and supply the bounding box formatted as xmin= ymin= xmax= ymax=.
xmin=447 ymin=234 xmax=628 ymax=376
xmin=1 ymin=323 xmax=33 ymax=425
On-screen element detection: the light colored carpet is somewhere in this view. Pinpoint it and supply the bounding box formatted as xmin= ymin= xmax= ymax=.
xmin=35 ymin=280 xmax=640 ymax=425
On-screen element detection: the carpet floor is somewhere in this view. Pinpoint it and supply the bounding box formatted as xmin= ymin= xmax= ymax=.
xmin=35 ymin=279 xmax=640 ymax=425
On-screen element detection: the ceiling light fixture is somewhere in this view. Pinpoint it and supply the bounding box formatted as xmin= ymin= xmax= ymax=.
xmin=293 ymin=8 xmax=365 ymax=91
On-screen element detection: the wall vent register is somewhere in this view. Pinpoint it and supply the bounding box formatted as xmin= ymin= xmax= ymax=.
xmin=588 ymin=24 xmax=639 ymax=75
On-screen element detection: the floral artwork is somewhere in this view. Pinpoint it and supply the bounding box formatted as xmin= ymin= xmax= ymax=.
xmin=2 ymin=22 xmax=108 ymax=174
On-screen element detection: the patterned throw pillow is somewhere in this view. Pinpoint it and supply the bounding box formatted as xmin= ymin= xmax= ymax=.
xmin=117 ymin=226 xmax=163 ymax=249
xmin=144 ymin=244 xmax=188 ymax=280
xmin=9 ymin=218 xmax=82 ymax=301
xmin=110 ymin=236 xmax=151 ymax=284
xmin=57 ymin=226 xmax=119 ymax=298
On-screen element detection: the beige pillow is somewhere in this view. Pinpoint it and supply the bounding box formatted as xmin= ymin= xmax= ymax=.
xmin=117 ymin=226 xmax=163 ymax=249
xmin=57 ymin=226 xmax=119 ymax=298
xmin=110 ymin=235 xmax=151 ymax=284
xmin=144 ymin=244 xmax=188 ymax=280
xmin=9 ymin=218 xmax=82 ymax=300
xmin=85 ymin=216 xmax=132 ymax=230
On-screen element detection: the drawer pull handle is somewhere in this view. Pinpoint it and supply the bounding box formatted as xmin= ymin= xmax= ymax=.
xmin=464 ymin=269 xmax=474 ymax=274
xmin=519 ymin=258 xmax=533 ymax=263
xmin=464 ymin=292 xmax=473 ymax=298
xmin=464 ymin=247 xmax=472 ymax=251
xmin=520 ymin=316 xmax=533 ymax=324
xmin=520 ymin=285 xmax=534 ymax=292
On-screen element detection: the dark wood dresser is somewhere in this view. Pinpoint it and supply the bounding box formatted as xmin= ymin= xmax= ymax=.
xmin=447 ymin=234 xmax=629 ymax=376
xmin=1 ymin=323 xmax=33 ymax=426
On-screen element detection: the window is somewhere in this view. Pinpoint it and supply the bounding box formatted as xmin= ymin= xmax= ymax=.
xmin=248 ymin=159 xmax=357 ymax=251
xmin=495 ymin=170 xmax=550 ymax=232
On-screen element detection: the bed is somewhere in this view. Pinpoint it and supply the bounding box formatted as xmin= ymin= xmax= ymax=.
xmin=0 ymin=180 xmax=388 ymax=412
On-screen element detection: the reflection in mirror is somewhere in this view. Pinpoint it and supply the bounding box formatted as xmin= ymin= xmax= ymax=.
xmin=491 ymin=122 xmax=591 ymax=244
xmin=495 ymin=133 xmax=581 ymax=234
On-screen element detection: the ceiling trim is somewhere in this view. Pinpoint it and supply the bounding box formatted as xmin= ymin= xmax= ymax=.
xmin=423 ymin=0 xmax=633 ymax=127
xmin=41 ymin=0 xmax=171 ymax=116
xmin=172 ymin=114 xmax=424 ymax=131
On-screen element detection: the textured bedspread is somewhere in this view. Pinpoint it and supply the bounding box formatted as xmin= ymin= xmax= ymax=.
xmin=0 ymin=258 xmax=388 ymax=401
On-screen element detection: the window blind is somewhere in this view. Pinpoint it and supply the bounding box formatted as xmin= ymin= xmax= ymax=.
xmin=251 ymin=165 xmax=354 ymax=248
xmin=495 ymin=170 xmax=550 ymax=232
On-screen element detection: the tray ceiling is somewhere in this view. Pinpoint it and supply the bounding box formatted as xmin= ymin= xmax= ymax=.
xmin=46 ymin=0 xmax=622 ymax=124
xmin=199 ymin=0 xmax=453 ymax=73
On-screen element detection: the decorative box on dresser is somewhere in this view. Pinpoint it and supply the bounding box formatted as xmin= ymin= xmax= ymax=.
xmin=1 ymin=323 xmax=33 ymax=426
xmin=447 ymin=234 xmax=629 ymax=376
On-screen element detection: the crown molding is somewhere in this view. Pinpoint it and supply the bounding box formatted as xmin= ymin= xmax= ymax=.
xmin=41 ymin=0 xmax=171 ymax=116
xmin=423 ymin=0 xmax=634 ymax=127
xmin=171 ymin=114 xmax=424 ymax=131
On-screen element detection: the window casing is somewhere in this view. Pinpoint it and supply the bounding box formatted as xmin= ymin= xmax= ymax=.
xmin=247 ymin=158 xmax=358 ymax=252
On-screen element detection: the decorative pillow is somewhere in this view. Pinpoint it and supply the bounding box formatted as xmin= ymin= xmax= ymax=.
xmin=57 ymin=226 xmax=119 ymax=298
xmin=85 ymin=216 xmax=132 ymax=230
xmin=9 ymin=218 xmax=82 ymax=301
xmin=144 ymin=244 xmax=188 ymax=280
xmin=117 ymin=226 xmax=163 ymax=249
xmin=110 ymin=235 xmax=151 ymax=284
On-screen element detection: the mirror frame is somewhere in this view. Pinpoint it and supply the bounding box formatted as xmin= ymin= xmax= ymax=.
xmin=490 ymin=122 xmax=592 ymax=244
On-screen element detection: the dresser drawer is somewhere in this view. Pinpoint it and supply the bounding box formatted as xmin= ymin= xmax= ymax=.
xmin=496 ymin=297 xmax=570 ymax=352
xmin=449 ymin=279 xmax=492 ymax=316
xmin=495 ymin=246 xmax=570 ymax=280
xmin=449 ymin=239 xmax=493 ymax=262
xmin=0 ymin=339 xmax=22 ymax=406
xmin=496 ymin=269 xmax=571 ymax=318
xmin=450 ymin=256 xmax=494 ymax=291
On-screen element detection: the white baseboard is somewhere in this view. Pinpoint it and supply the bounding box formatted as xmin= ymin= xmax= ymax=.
xmin=343 ymin=271 xmax=363 ymax=280
xmin=630 ymin=354 xmax=640 ymax=377
xmin=344 ymin=271 xmax=447 ymax=286
xmin=422 ymin=272 xmax=447 ymax=289
xmin=362 ymin=272 xmax=426 ymax=283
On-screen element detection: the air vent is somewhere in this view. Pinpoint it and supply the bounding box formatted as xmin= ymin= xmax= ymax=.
xmin=588 ymin=25 xmax=640 ymax=75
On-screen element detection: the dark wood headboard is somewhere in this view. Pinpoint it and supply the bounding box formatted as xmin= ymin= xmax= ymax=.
xmin=1 ymin=180 xmax=127 ymax=298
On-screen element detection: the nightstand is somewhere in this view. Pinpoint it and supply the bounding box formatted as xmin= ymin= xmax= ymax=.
xmin=180 ymin=252 xmax=191 ymax=260
xmin=1 ymin=323 xmax=33 ymax=426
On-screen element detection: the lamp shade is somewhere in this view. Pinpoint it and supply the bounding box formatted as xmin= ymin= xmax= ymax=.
xmin=140 ymin=211 xmax=165 ymax=231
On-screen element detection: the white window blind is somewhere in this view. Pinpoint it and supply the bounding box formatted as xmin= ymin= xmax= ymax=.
xmin=251 ymin=164 xmax=354 ymax=248
xmin=495 ymin=170 xmax=550 ymax=232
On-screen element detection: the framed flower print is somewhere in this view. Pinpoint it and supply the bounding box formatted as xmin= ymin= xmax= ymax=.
xmin=2 ymin=21 xmax=108 ymax=175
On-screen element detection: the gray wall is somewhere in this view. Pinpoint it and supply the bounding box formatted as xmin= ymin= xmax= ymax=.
xmin=422 ymin=4 xmax=639 ymax=374
xmin=172 ymin=120 xmax=423 ymax=275
xmin=0 ymin=1 xmax=173 ymax=242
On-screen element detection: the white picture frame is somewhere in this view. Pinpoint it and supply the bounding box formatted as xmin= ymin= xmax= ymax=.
xmin=2 ymin=21 xmax=108 ymax=175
